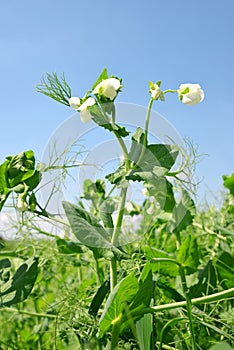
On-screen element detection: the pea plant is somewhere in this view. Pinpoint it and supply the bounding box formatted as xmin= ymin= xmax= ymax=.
xmin=0 ymin=69 xmax=233 ymax=350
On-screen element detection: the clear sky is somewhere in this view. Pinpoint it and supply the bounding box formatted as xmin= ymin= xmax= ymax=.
xmin=0 ymin=0 xmax=234 ymax=204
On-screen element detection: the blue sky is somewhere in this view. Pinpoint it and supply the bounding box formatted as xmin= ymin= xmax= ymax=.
xmin=0 ymin=0 xmax=234 ymax=204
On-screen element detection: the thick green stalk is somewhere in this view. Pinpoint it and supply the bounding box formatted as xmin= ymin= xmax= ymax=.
xmin=111 ymin=319 xmax=121 ymax=350
xmin=134 ymin=287 xmax=234 ymax=314
xmin=179 ymin=266 xmax=197 ymax=350
xmin=110 ymin=186 xmax=128 ymax=291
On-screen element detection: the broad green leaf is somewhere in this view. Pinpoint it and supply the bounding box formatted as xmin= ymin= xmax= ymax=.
xmin=107 ymin=140 xmax=178 ymax=185
xmin=157 ymin=279 xmax=184 ymax=302
xmin=189 ymin=260 xmax=217 ymax=297
xmin=0 ymin=257 xmax=39 ymax=307
xmin=25 ymin=170 xmax=42 ymax=191
xmin=167 ymin=189 xmax=195 ymax=234
xmin=89 ymin=279 xmax=110 ymax=316
xmin=215 ymin=252 xmax=234 ymax=289
xmin=62 ymin=201 xmax=123 ymax=258
xmin=127 ymin=144 xmax=179 ymax=182
xmin=6 ymin=150 xmax=35 ymax=188
xmin=136 ymin=313 xmax=153 ymax=350
xmin=143 ymin=248 xmax=179 ymax=277
xmin=56 ymin=238 xmax=83 ymax=254
xmin=146 ymin=177 xmax=176 ymax=212
xmin=177 ymin=235 xmax=199 ymax=274
xmin=99 ymin=200 xmax=114 ymax=229
xmin=130 ymin=271 xmax=153 ymax=312
xmin=223 ymin=173 xmax=234 ymax=196
xmin=99 ymin=274 xmax=138 ymax=336
xmin=208 ymin=343 xmax=233 ymax=350
xmin=89 ymin=103 xmax=130 ymax=137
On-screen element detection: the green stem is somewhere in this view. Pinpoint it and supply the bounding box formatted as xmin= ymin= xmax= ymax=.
xmin=111 ymin=103 xmax=116 ymax=123
xmin=113 ymin=130 xmax=130 ymax=169
xmin=111 ymin=187 xmax=128 ymax=246
xmin=111 ymin=320 xmax=121 ymax=350
xmin=110 ymin=186 xmax=128 ymax=291
xmin=179 ymin=266 xmax=197 ymax=350
xmin=138 ymin=287 xmax=234 ymax=314
xmin=143 ymin=98 xmax=154 ymax=147
xmin=110 ymin=256 xmax=118 ymax=291
xmin=163 ymin=89 xmax=178 ymax=94
xmin=136 ymin=98 xmax=154 ymax=167
xmin=3 ymin=307 xmax=57 ymax=319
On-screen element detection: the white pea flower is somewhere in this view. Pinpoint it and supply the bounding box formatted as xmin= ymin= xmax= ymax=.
xmin=17 ymin=196 xmax=28 ymax=212
xmin=68 ymin=97 xmax=81 ymax=110
xmin=149 ymin=83 xmax=164 ymax=101
xmin=178 ymin=83 xmax=204 ymax=106
xmin=77 ymin=97 xmax=96 ymax=123
xmin=93 ymin=78 xmax=121 ymax=100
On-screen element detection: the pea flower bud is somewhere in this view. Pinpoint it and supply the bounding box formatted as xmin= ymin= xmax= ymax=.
xmin=93 ymin=78 xmax=121 ymax=100
xmin=178 ymin=83 xmax=204 ymax=106
xmin=149 ymin=82 xmax=164 ymax=101
xmin=68 ymin=97 xmax=81 ymax=110
xmin=77 ymin=97 xmax=96 ymax=123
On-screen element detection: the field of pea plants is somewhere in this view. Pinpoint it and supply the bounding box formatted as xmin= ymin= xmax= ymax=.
xmin=0 ymin=69 xmax=233 ymax=350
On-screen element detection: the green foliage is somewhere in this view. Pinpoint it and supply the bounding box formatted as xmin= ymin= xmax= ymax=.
xmin=89 ymin=103 xmax=130 ymax=137
xmin=208 ymin=343 xmax=233 ymax=350
xmin=0 ymin=257 xmax=39 ymax=307
xmin=62 ymin=201 xmax=123 ymax=259
xmin=0 ymin=150 xmax=41 ymax=211
xmin=177 ymin=234 xmax=199 ymax=274
xmin=0 ymin=71 xmax=233 ymax=349
xmin=223 ymin=173 xmax=234 ymax=196
xmin=106 ymin=127 xmax=179 ymax=185
xmin=99 ymin=274 xmax=139 ymax=336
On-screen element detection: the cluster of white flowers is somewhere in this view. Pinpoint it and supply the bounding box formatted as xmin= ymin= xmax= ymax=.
xmin=69 ymin=74 xmax=205 ymax=123
xmin=68 ymin=77 xmax=121 ymax=122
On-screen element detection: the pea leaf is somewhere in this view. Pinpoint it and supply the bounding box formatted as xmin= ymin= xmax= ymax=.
xmin=167 ymin=189 xmax=195 ymax=233
xmin=6 ymin=150 xmax=35 ymax=188
xmin=177 ymin=235 xmax=199 ymax=274
xmin=99 ymin=274 xmax=138 ymax=336
xmin=146 ymin=177 xmax=176 ymax=212
xmin=223 ymin=173 xmax=234 ymax=196
xmin=142 ymin=248 xmax=179 ymax=277
xmin=62 ymin=201 xmax=124 ymax=259
xmin=89 ymin=104 xmax=130 ymax=137
xmin=208 ymin=343 xmax=233 ymax=350
xmin=0 ymin=257 xmax=39 ymax=307
xmin=106 ymin=127 xmax=179 ymax=185
xmin=56 ymin=238 xmax=83 ymax=254
xmin=130 ymin=271 xmax=153 ymax=312
xmin=215 ymin=252 xmax=234 ymax=289
xmin=189 ymin=260 xmax=217 ymax=297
